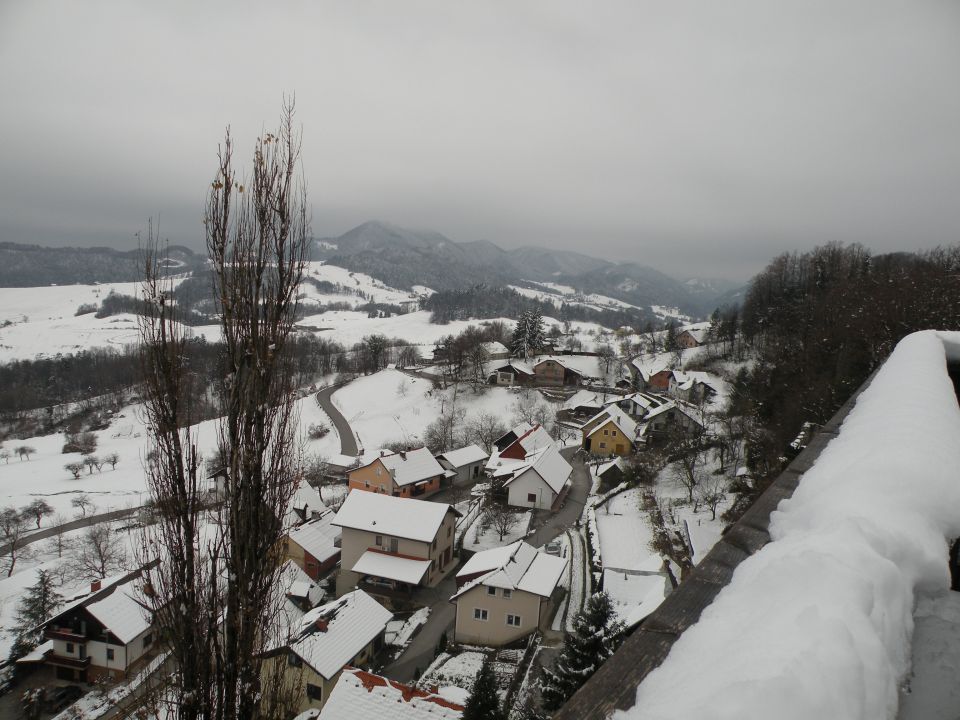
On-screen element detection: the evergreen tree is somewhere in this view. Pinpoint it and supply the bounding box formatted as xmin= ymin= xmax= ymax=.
xmin=541 ymin=592 xmax=625 ymax=711
xmin=463 ymin=657 xmax=504 ymax=720
xmin=510 ymin=311 xmax=531 ymax=358
xmin=8 ymin=569 xmax=63 ymax=662
xmin=527 ymin=308 xmax=545 ymax=355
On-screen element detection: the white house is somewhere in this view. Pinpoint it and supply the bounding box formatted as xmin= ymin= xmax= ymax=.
xmin=41 ymin=567 xmax=156 ymax=682
xmin=493 ymin=444 xmax=572 ymax=511
xmin=436 ymin=444 xmax=489 ymax=484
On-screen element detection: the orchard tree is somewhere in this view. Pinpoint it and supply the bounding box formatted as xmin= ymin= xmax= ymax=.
xmin=0 ymin=507 xmax=29 ymax=576
xmin=22 ymin=500 xmax=53 ymax=529
xmin=64 ymin=462 xmax=84 ymax=479
xmin=15 ymin=446 xmax=36 ymax=461
xmin=71 ymin=493 xmax=94 ymax=518
xmin=104 ymin=452 xmax=120 ymax=470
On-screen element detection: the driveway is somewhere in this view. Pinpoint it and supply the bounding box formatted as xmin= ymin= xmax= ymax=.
xmin=383 ymin=570 xmax=460 ymax=683
xmin=316 ymin=385 xmax=359 ymax=456
xmin=527 ymin=449 xmax=590 ymax=548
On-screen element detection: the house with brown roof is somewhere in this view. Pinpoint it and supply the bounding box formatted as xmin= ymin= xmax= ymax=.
xmin=677 ymin=327 xmax=709 ymax=348
xmin=319 ymin=667 xmax=464 ymax=719
xmin=532 ymin=357 xmax=584 ymax=386
xmin=286 ymin=508 xmax=342 ymax=580
xmin=348 ymin=447 xmax=446 ymax=499
xmin=333 ymin=491 xmax=460 ymax=598
xmin=451 ymin=541 xmax=566 ymax=647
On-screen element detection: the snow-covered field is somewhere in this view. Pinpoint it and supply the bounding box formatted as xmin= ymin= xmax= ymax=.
xmin=329 ymin=368 xmax=528 ymax=452
xmin=300 ymin=261 xmax=426 ymax=307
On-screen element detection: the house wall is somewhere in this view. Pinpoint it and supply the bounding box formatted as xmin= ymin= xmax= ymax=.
xmin=583 ymin=420 xmax=633 ymax=457
xmin=337 ymin=513 xmax=457 ymax=593
xmin=286 ymin=540 xmax=339 ymax=581
xmin=534 ymin=360 xmax=567 ymax=386
xmin=506 ymin=470 xmax=556 ymax=511
xmin=440 ymin=459 xmax=484 ymax=484
xmin=677 ymin=331 xmax=700 ymax=349
xmin=454 ymin=584 xmax=543 ymax=646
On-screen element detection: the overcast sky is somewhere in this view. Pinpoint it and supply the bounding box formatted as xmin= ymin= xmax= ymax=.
xmin=1 ymin=1 xmax=958 ymax=281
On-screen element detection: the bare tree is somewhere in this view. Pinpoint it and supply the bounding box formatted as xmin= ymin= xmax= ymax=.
xmin=466 ymin=412 xmax=508 ymax=454
xmin=484 ymin=503 xmax=518 ymax=542
xmin=75 ymin=524 xmax=127 ymax=579
xmin=22 ymin=499 xmax=53 ymax=529
xmin=64 ymin=462 xmax=84 ymax=479
xmin=0 ymin=507 xmax=30 ymax=576
xmin=138 ymin=101 xmax=307 ymax=720
xmin=49 ymin=513 xmax=69 ymax=558
xmin=695 ymin=476 xmax=728 ymax=521
xmin=71 ymin=493 xmax=94 ymax=518
xmin=82 ymin=454 xmax=99 ymax=474
xmin=0 ymin=449 xmax=10 ymax=464
xmin=104 ymin=452 xmax=120 ymax=470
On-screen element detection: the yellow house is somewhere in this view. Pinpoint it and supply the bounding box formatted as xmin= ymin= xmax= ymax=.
xmin=264 ymin=589 xmax=392 ymax=713
xmin=581 ymin=406 xmax=640 ymax=457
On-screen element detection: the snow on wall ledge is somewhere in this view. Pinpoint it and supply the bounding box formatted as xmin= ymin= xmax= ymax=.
xmin=619 ymin=331 xmax=960 ymax=720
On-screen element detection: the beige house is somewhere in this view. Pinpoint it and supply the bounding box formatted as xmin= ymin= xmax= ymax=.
xmin=333 ymin=491 xmax=460 ymax=597
xmin=265 ymin=589 xmax=392 ymax=714
xmin=451 ymin=541 xmax=566 ymax=647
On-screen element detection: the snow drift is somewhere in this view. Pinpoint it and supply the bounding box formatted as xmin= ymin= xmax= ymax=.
xmin=620 ymin=331 xmax=960 ymax=720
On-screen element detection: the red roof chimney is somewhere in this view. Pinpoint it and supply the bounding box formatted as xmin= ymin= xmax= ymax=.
xmin=314 ymin=618 xmax=329 ymax=632
xmin=91 ymin=579 xmax=102 ymax=593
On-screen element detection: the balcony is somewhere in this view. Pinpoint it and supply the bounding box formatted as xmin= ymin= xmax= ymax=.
xmin=46 ymin=653 xmax=91 ymax=670
xmin=45 ymin=627 xmax=87 ymax=643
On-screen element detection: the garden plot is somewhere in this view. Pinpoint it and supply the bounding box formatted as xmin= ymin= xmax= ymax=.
xmin=419 ymin=648 xmax=518 ymax=704
xmin=462 ymin=511 xmax=532 ymax=553
xmin=594 ymin=487 xmax=658 ymax=571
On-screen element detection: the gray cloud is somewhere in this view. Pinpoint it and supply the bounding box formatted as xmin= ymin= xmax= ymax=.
xmin=1 ymin=0 xmax=958 ymax=281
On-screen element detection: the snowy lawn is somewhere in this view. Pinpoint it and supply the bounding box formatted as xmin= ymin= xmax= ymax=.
xmin=594 ymin=488 xmax=658 ymax=571
xmin=462 ymin=511 xmax=532 ymax=553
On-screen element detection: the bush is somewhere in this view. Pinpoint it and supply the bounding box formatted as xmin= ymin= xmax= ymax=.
xmin=62 ymin=431 xmax=97 ymax=455
xmin=306 ymin=423 xmax=329 ymax=440
xmin=74 ymin=303 xmax=98 ymax=316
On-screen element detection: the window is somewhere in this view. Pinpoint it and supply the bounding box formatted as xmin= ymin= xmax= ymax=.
xmin=143 ymin=634 xmax=153 ymax=648
xmin=506 ymin=614 xmax=522 ymax=627
xmin=389 ymin=538 xmax=399 ymax=553
xmin=502 ymin=589 xmax=512 ymax=599
xmin=306 ymin=683 xmax=323 ymax=701
xmin=288 ymin=652 xmax=302 ymax=667
xmin=106 ymin=648 xmax=115 ymax=661
xmin=375 ymin=534 xmax=383 ymax=546
xmin=66 ymin=642 xmax=74 ymax=654
xmin=527 ymin=493 xmax=536 ymax=503
xmin=603 ymin=429 xmax=609 ymax=435
xmin=473 ymin=608 xmax=489 ymax=621
xmin=487 ymin=586 xmax=497 ymax=596
xmin=599 ymin=442 xmax=607 ymax=449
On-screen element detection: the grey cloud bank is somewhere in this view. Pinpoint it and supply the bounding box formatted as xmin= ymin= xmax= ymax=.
xmin=0 ymin=0 xmax=958 ymax=281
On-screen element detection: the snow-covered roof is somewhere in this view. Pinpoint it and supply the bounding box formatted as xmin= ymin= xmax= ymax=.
xmin=481 ymin=341 xmax=509 ymax=355
xmin=16 ymin=640 xmax=53 ymax=664
xmin=563 ymin=389 xmax=615 ymax=411
xmin=679 ymin=327 xmax=709 ymax=343
xmin=488 ymin=359 xmax=534 ymax=375
xmin=85 ymin=588 xmax=152 ymax=644
xmin=281 ymin=560 xmax=325 ymax=607
xmin=437 ymin=444 xmax=488 ymax=468
xmin=333 ymin=491 xmax=458 ymax=543
xmin=486 ymin=423 xmax=556 ymax=473
xmin=288 ymin=590 xmax=392 ymax=680
xmin=319 ymin=667 xmax=464 ymax=719
xmin=351 ymin=550 xmax=432 ymax=585
xmin=595 ymin=457 xmax=626 ymax=477
xmin=287 ymin=511 xmax=342 ymax=564
xmin=532 ymin=355 xmax=586 ymax=376
xmin=669 ymin=370 xmax=717 ymax=392
xmin=287 ymin=482 xmax=327 ymax=527
xmin=452 ymin=541 xmax=566 ymax=600
xmin=501 ymin=445 xmax=572 ymax=495
xmin=630 ymin=359 xmax=669 ymax=381
xmin=327 ymin=453 xmax=364 ymax=470
xmin=585 ymin=406 xmax=640 ymax=442
xmin=359 ymin=447 xmax=445 ymax=487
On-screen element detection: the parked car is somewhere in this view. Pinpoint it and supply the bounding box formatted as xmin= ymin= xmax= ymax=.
xmin=46 ymin=685 xmax=84 ymax=712
xmin=545 ymin=540 xmax=562 ymax=556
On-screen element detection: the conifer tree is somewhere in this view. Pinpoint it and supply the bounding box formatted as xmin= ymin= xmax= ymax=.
xmin=8 ymin=569 xmax=62 ymax=662
xmin=463 ymin=657 xmax=505 ymax=720
xmin=541 ymin=592 xmax=625 ymax=711
xmin=527 ymin=308 xmax=545 ymax=355
xmin=510 ymin=311 xmax=530 ymax=358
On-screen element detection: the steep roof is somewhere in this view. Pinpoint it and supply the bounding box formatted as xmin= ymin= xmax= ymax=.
xmin=359 ymin=447 xmax=445 ymax=487
xmin=501 ymin=445 xmax=572 ymax=494
xmin=85 ymin=588 xmax=151 ymax=644
xmin=532 ymin=356 xmax=584 ymax=376
xmin=481 ymin=341 xmax=510 ymax=355
xmin=333 ymin=491 xmax=459 ymax=543
xmin=320 ymin=667 xmax=464 ymax=719
xmin=351 ymin=550 xmax=432 ymax=585
xmin=586 ymin=406 xmax=639 ymax=442
xmin=452 ymin=541 xmax=566 ymax=600
xmin=287 ymin=510 xmax=342 ymax=565
xmin=288 ymin=590 xmax=392 ymax=680
xmin=437 ymin=444 xmax=489 ymax=469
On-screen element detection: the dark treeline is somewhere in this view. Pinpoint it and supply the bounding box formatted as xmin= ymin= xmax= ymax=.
xmin=424 ymin=284 xmax=657 ymax=329
xmin=0 ymin=334 xmax=347 ymax=431
xmin=729 ymin=242 xmax=960 ymax=511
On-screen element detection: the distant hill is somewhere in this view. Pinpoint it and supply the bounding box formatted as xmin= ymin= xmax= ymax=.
xmin=313 ymin=221 xmax=735 ymax=316
xmin=0 ymin=242 xmax=204 ymax=287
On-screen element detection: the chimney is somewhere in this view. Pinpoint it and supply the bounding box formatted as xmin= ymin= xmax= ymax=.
xmin=399 ymin=451 xmax=406 ymax=460
xmin=314 ymin=619 xmax=329 ymax=633
xmin=91 ymin=579 xmax=102 ymax=593
xmin=380 ymin=450 xmax=386 ymax=457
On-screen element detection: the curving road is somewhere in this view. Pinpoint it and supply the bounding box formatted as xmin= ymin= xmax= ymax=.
xmin=316 ymin=384 xmax=359 ymax=456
